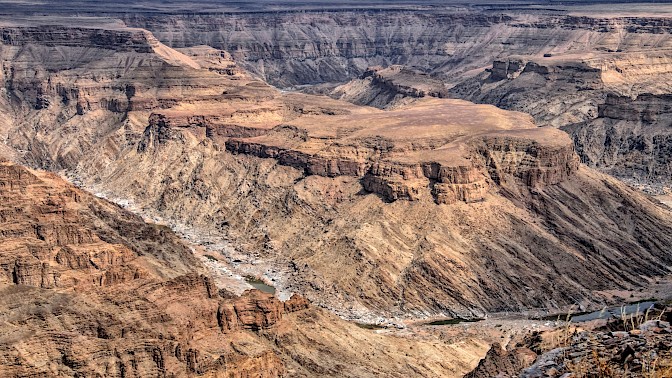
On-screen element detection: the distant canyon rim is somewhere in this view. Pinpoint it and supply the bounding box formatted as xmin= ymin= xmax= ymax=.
xmin=1 ymin=1 xmax=672 ymax=377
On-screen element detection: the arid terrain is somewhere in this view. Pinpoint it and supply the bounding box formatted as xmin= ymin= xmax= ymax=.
xmin=0 ymin=1 xmax=672 ymax=377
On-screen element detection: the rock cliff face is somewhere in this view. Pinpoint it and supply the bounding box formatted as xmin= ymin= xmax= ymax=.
xmin=0 ymin=159 xmax=200 ymax=289
xmin=452 ymin=50 xmax=672 ymax=125
xmin=118 ymin=10 xmax=672 ymax=87
xmin=122 ymin=11 xmax=514 ymax=86
xmin=5 ymin=7 xmax=671 ymax=191
xmin=226 ymin=101 xmax=578 ymax=204
xmin=0 ymin=22 xmax=260 ymax=172
xmin=0 ymin=159 xmax=487 ymax=377
xmin=9 ymin=4 xmax=672 ymax=190
xmin=450 ymin=57 xmax=606 ymax=129
xmin=563 ymin=93 xmax=672 ymax=189
xmin=223 ymin=100 xmax=579 ymax=205
xmin=464 ymin=343 xmax=537 ymax=378
xmin=452 ymin=51 xmax=672 ymax=189
xmin=2 ymin=21 xmax=672 ymax=323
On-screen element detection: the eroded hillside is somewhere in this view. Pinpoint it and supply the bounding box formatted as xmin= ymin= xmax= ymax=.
xmin=0 ymin=157 xmax=493 ymax=377
xmin=0 ymin=20 xmax=671 ymax=324
xmin=1 ymin=4 xmax=672 ymax=377
xmin=116 ymin=6 xmax=672 ymax=190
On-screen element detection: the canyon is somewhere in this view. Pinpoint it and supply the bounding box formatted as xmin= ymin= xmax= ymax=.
xmin=5 ymin=1 xmax=672 ymax=188
xmin=451 ymin=52 xmax=672 ymax=191
xmin=0 ymin=1 xmax=672 ymax=377
xmin=0 ymin=157 xmax=491 ymax=377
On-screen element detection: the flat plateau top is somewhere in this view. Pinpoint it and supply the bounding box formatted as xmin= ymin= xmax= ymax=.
xmin=287 ymin=98 xmax=537 ymax=140
xmin=237 ymin=97 xmax=573 ymax=166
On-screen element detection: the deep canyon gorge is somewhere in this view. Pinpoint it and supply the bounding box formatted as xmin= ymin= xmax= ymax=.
xmin=1 ymin=1 xmax=672 ymax=377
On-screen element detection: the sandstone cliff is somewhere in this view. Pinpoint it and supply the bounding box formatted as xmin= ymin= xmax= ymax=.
xmin=2 ymin=20 xmax=672 ymax=323
xmin=0 ymin=159 xmax=488 ymax=377
xmin=10 ymin=3 xmax=672 ymax=190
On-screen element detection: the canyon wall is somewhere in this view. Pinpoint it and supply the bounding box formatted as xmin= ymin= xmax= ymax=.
xmin=330 ymin=65 xmax=448 ymax=109
xmin=119 ymin=7 xmax=672 ymax=188
xmin=0 ymin=8 xmax=647 ymax=192
xmin=0 ymin=159 xmax=485 ymax=377
xmin=1 ymin=21 xmax=672 ymax=322
xmin=120 ymin=11 xmax=672 ymax=87
xmin=564 ymin=93 xmax=672 ymax=190
xmin=1 ymin=6 xmax=672 ymax=377
xmin=452 ymin=51 xmax=672 ymax=189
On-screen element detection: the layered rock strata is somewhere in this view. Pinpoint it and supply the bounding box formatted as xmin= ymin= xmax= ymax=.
xmin=0 ymin=159 xmax=486 ymax=377
xmin=2 ymin=21 xmax=672 ymax=321
xmin=119 ymin=10 xmax=672 ymax=87
xmin=0 ymin=159 xmax=288 ymax=376
xmin=564 ymin=93 xmax=672 ymax=189
xmin=15 ymin=4 xmax=672 ymax=190
xmin=452 ymin=51 xmax=672 ymax=188
xmin=223 ymin=98 xmax=579 ymax=204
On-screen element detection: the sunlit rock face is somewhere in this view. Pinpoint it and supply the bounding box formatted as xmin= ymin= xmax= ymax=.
xmin=1 ymin=15 xmax=672 ymax=329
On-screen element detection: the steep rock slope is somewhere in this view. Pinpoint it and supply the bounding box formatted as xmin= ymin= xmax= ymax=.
xmin=0 ymin=158 xmax=489 ymax=377
xmin=13 ymin=7 xmax=672 ymax=189
xmin=2 ymin=21 xmax=672 ymax=322
xmin=564 ymin=93 xmax=672 ymax=190
xmin=119 ymin=127 xmax=672 ymax=319
xmin=0 ymin=158 xmax=286 ymax=377
xmin=452 ymin=51 xmax=672 ymax=126
xmin=451 ymin=50 xmax=672 ymax=188
xmin=120 ymin=11 xmax=672 ymax=87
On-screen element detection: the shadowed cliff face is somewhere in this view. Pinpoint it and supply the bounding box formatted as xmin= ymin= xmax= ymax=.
xmin=122 ymin=11 xmax=514 ymax=86
xmin=563 ymin=93 xmax=672 ymax=190
xmin=119 ymin=11 xmax=672 ymax=87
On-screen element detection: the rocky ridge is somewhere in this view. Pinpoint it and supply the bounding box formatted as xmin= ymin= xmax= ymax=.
xmin=2 ymin=20 xmax=672 ymax=322
xmin=451 ymin=49 xmax=672 ymax=190
xmin=521 ymin=318 xmax=672 ymax=378
xmin=464 ymin=305 xmax=672 ymax=378
xmin=0 ymin=158 xmax=288 ymax=376
xmin=0 ymin=158 xmax=490 ymax=377
xmin=330 ymin=65 xmax=448 ymax=109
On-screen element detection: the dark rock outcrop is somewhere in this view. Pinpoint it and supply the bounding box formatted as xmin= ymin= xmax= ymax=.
xmin=565 ymin=93 xmax=672 ymax=190
xmin=464 ymin=344 xmax=537 ymax=378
